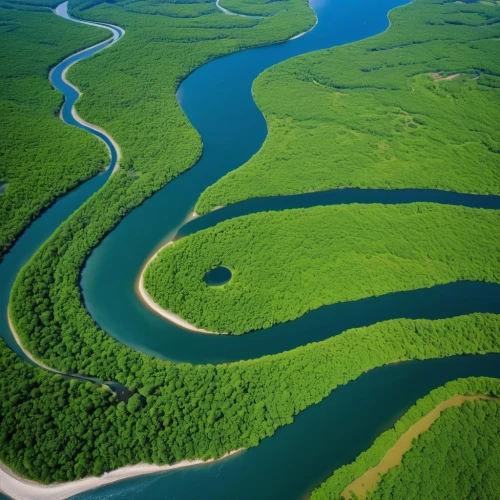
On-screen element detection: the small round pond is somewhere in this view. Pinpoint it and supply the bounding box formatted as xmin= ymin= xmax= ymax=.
xmin=203 ymin=266 xmax=232 ymax=286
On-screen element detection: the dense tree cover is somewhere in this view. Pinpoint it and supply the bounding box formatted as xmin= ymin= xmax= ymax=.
xmin=3 ymin=0 xmax=500 ymax=489
xmin=144 ymin=203 xmax=500 ymax=333
xmin=0 ymin=4 xmax=108 ymax=257
xmin=218 ymin=0 xmax=296 ymax=17
xmin=5 ymin=308 xmax=500 ymax=481
xmin=368 ymin=399 xmax=500 ymax=500
xmin=6 ymin=0 xmax=315 ymax=373
xmin=0 ymin=0 xmax=62 ymax=11
xmin=311 ymin=377 xmax=500 ymax=500
xmin=195 ymin=0 xmax=500 ymax=214
xmin=0 ymin=0 xmax=317 ymax=483
xmin=369 ymin=401 xmax=500 ymax=499
xmin=66 ymin=0 xmax=315 ymax=187
xmin=0 ymin=338 xmax=119 ymax=483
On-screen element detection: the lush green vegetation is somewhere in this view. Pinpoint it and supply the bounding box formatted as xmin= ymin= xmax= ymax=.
xmin=0 ymin=0 xmax=63 ymax=11
xmin=311 ymin=377 xmax=500 ymax=500
xmin=4 ymin=0 xmax=314 ymax=367
xmin=0 ymin=4 xmax=108 ymax=257
xmin=370 ymin=401 xmax=500 ymax=499
xmin=66 ymin=0 xmax=315 ymax=185
xmin=218 ymin=0 xmax=296 ymax=17
xmin=3 ymin=0 xmax=500 ymax=490
xmin=0 ymin=0 xmax=320 ymax=483
xmin=144 ymin=203 xmax=500 ymax=333
xmin=196 ymin=0 xmax=500 ymax=214
xmin=0 ymin=338 xmax=118 ymax=483
xmin=3 ymin=311 xmax=500 ymax=482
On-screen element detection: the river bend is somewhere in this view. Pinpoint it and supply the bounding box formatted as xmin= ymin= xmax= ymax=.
xmin=80 ymin=0 xmax=500 ymax=365
xmin=0 ymin=0 xmax=499 ymax=498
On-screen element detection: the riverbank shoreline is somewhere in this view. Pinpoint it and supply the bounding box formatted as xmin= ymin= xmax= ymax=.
xmin=3 ymin=1 xmax=127 ymax=380
xmin=289 ymin=7 xmax=318 ymax=40
xmin=214 ymin=0 xmax=318 ymax=39
xmin=137 ymin=242 xmax=226 ymax=334
xmin=52 ymin=2 xmax=124 ymax=172
xmin=215 ymin=0 xmax=259 ymax=17
xmin=342 ymin=394 xmax=499 ymax=499
xmin=7 ymin=307 xmax=63 ymax=374
xmin=0 ymin=449 xmax=244 ymax=500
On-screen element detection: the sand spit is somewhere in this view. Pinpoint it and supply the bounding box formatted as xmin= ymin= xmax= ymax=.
xmin=137 ymin=242 xmax=227 ymax=334
xmin=0 ymin=449 xmax=243 ymax=500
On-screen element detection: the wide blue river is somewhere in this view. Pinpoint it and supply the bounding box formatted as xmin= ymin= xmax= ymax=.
xmin=1 ymin=0 xmax=499 ymax=497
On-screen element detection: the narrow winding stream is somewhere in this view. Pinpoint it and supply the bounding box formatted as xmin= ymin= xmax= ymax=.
xmin=1 ymin=0 xmax=499 ymax=498
xmin=0 ymin=2 xmax=122 ymax=362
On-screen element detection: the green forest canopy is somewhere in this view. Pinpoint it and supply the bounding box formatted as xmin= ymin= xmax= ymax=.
xmin=144 ymin=203 xmax=500 ymax=333
xmin=4 ymin=312 xmax=500 ymax=482
xmin=368 ymin=400 xmax=500 ymax=499
xmin=195 ymin=0 xmax=500 ymax=214
xmin=1 ymin=0 xmax=500 ymax=491
xmin=311 ymin=377 xmax=500 ymax=500
xmin=0 ymin=0 xmax=315 ymax=261
xmin=218 ymin=0 xmax=297 ymax=16
xmin=0 ymin=4 xmax=108 ymax=257
xmin=67 ymin=0 xmax=314 ymax=182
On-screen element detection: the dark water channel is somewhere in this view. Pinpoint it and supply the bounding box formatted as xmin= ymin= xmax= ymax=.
xmin=0 ymin=0 xmax=498 ymax=497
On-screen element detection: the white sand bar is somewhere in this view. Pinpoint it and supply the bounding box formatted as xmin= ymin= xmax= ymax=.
xmin=0 ymin=450 xmax=243 ymax=500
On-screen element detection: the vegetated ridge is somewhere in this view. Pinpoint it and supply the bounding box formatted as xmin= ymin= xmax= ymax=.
xmin=0 ymin=1 xmax=108 ymax=256
xmin=3 ymin=309 xmax=500 ymax=482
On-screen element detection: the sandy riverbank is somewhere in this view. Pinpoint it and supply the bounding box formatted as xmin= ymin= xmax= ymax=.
xmin=60 ymin=62 xmax=123 ymax=173
xmin=7 ymin=307 xmax=63 ymax=374
xmin=137 ymin=242 xmax=225 ymax=334
xmin=215 ymin=0 xmax=257 ymax=17
xmin=53 ymin=2 xmax=124 ymax=172
xmin=289 ymin=11 xmax=318 ymax=40
xmin=0 ymin=449 xmax=243 ymax=500
xmin=6 ymin=265 xmax=241 ymax=499
xmin=342 ymin=393 xmax=499 ymax=499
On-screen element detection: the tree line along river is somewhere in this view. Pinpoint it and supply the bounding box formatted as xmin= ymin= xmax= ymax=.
xmin=1 ymin=0 xmax=500 ymax=497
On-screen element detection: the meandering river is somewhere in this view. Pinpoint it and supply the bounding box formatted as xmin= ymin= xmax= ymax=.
xmin=1 ymin=0 xmax=499 ymax=498
xmin=0 ymin=2 xmax=122 ymax=363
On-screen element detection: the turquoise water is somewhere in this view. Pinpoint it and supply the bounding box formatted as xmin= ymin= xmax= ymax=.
xmin=204 ymin=266 xmax=232 ymax=286
xmin=0 ymin=0 xmax=499 ymax=498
